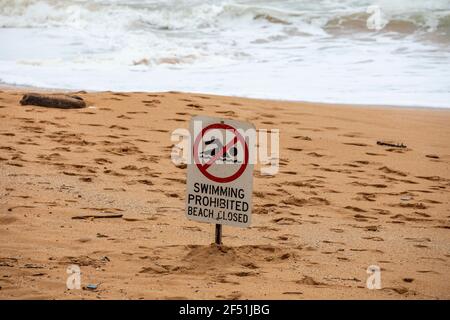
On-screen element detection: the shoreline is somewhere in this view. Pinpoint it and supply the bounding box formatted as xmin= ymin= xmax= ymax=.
xmin=1 ymin=84 xmax=449 ymax=111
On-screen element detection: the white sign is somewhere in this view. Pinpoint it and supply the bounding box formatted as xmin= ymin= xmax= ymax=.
xmin=185 ymin=116 xmax=255 ymax=228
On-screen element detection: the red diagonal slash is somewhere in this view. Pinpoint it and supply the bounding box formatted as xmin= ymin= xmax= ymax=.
xmin=201 ymin=135 xmax=238 ymax=171
xmin=194 ymin=123 xmax=249 ymax=184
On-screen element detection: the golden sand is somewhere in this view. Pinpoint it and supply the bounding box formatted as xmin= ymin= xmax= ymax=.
xmin=0 ymin=90 xmax=449 ymax=299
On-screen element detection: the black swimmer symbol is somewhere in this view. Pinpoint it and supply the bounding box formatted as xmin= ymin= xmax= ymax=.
xmin=200 ymin=136 xmax=239 ymax=163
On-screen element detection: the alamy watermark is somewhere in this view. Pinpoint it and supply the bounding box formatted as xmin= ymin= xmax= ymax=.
xmin=366 ymin=265 xmax=382 ymax=290
xmin=66 ymin=264 xmax=81 ymax=290
xmin=366 ymin=5 xmax=388 ymax=31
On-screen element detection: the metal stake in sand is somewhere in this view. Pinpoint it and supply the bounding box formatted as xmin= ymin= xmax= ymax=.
xmin=214 ymin=120 xmax=225 ymax=246
xmin=215 ymin=223 xmax=222 ymax=246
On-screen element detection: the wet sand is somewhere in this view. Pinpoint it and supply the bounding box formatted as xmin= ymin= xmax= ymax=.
xmin=0 ymin=89 xmax=449 ymax=299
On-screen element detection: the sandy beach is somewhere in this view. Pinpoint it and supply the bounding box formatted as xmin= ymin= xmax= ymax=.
xmin=0 ymin=89 xmax=449 ymax=299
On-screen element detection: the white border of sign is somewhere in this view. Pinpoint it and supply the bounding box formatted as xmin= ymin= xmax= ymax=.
xmin=185 ymin=116 xmax=255 ymax=228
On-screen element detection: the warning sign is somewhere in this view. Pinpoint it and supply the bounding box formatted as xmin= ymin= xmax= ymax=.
xmin=185 ymin=116 xmax=255 ymax=228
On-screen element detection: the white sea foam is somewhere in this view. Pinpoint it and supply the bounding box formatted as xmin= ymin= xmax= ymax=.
xmin=0 ymin=0 xmax=449 ymax=107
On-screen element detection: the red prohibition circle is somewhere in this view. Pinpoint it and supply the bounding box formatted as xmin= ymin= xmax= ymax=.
xmin=193 ymin=123 xmax=249 ymax=183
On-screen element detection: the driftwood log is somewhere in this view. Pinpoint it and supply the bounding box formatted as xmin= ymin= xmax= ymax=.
xmin=20 ymin=93 xmax=86 ymax=109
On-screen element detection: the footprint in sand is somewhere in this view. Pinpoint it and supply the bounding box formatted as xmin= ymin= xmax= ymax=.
xmin=142 ymin=99 xmax=161 ymax=105
xmin=0 ymin=216 xmax=20 ymax=225
xmin=166 ymin=118 xmax=186 ymax=122
xmin=186 ymin=103 xmax=204 ymax=110
xmin=425 ymin=154 xmax=440 ymax=160
xmin=343 ymin=142 xmax=368 ymax=147
xmin=405 ymin=237 xmax=431 ymax=243
xmin=371 ymin=208 xmax=391 ymax=216
xmin=127 ymin=111 xmax=148 ymax=114
xmin=362 ymin=236 xmax=384 ymax=241
xmin=282 ymin=196 xmax=330 ymax=207
xmin=353 ymin=214 xmax=378 ymax=222
xmin=94 ymin=157 xmax=113 ymax=165
xmin=366 ymin=152 xmax=386 ymax=156
xmin=293 ymin=135 xmax=312 ymax=141
xmin=109 ymin=125 xmax=129 ymax=131
xmin=378 ymin=166 xmax=408 ymax=177
xmin=281 ymin=170 xmax=298 ymax=175
xmin=139 ymin=264 xmax=170 ymax=275
xmin=253 ymin=207 xmax=269 ymax=215
xmin=103 ymin=144 xmax=142 ymax=156
xmin=340 ymin=132 xmax=364 ymax=138
xmin=192 ymin=95 xmax=210 ymax=100
xmin=231 ymin=271 xmax=258 ymax=277
xmin=345 ymin=206 xmax=367 ymax=213
xmin=307 ymin=152 xmax=325 ymax=157
xmin=112 ymin=93 xmax=130 ymax=97
xmin=216 ymin=110 xmax=237 ymax=117
xmin=386 ymin=148 xmax=410 ymax=153
xmin=216 ymin=292 xmax=242 ymax=300
xmin=354 ymin=192 xmax=376 ymax=202
xmin=59 ymin=255 xmax=108 ymax=268
xmin=350 ymin=181 xmax=387 ymax=188
xmin=382 ymin=286 xmax=413 ymax=295
xmin=271 ymin=217 xmax=299 ymax=225
xmin=117 ymin=114 xmax=133 ymax=120
xmin=296 ymin=276 xmax=325 ymax=286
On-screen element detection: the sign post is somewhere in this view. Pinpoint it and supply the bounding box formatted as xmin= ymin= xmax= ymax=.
xmin=185 ymin=116 xmax=255 ymax=245
xmin=215 ymin=223 xmax=222 ymax=245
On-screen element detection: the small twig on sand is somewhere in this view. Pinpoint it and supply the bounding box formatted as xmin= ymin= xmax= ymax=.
xmin=71 ymin=214 xmax=123 ymax=220
xmin=377 ymin=141 xmax=407 ymax=148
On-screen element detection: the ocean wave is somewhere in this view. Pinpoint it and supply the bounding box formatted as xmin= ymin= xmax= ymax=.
xmin=1 ymin=0 xmax=449 ymax=37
